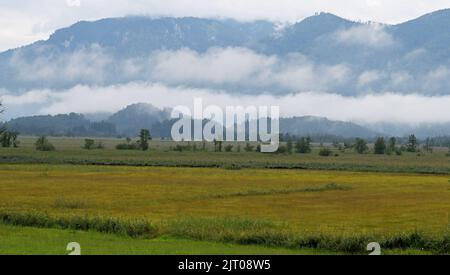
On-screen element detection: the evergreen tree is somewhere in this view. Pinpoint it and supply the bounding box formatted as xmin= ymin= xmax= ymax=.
xmin=354 ymin=138 xmax=368 ymax=154
xmin=139 ymin=129 xmax=151 ymax=151
xmin=406 ymin=134 xmax=418 ymax=152
xmin=374 ymin=137 xmax=386 ymax=154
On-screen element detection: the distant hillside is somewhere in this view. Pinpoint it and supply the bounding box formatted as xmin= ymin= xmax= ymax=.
xmin=280 ymin=116 xmax=379 ymax=138
xmin=7 ymin=104 xmax=450 ymax=139
xmin=106 ymin=103 xmax=171 ymax=136
xmin=4 ymin=103 xmax=379 ymax=139
xmin=5 ymin=113 xmax=116 ymax=137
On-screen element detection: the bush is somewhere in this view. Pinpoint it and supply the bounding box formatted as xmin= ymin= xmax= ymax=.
xmin=35 ymin=136 xmax=55 ymax=151
xmin=116 ymin=143 xmax=139 ymax=150
xmin=244 ymin=143 xmax=254 ymax=152
xmin=318 ymin=147 xmax=333 ymax=156
xmin=277 ymin=145 xmax=287 ymax=154
xmin=83 ymin=139 xmax=105 ymax=150
xmin=173 ymin=144 xmax=192 ymax=152
xmin=224 ymin=144 xmax=234 ymax=152
xmin=83 ymin=139 xmax=95 ymax=150
xmin=295 ymin=137 xmax=312 ymax=154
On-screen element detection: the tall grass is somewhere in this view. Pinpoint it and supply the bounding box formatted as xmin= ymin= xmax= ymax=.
xmin=167 ymin=217 xmax=450 ymax=254
xmin=0 ymin=211 xmax=449 ymax=253
xmin=0 ymin=211 xmax=157 ymax=238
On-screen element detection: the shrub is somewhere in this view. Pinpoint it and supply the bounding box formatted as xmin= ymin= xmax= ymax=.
xmin=244 ymin=143 xmax=254 ymax=152
xmin=318 ymin=147 xmax=333 ymax=156
xmin=83 ymin=139 xmax=95 ymax=150
xmin=277 ymin=145 xmax=287 ymax=154
xmin=295 ymin=137 xmax=312 ymax=154
xmin=116 ymin=143 xmax=139 ymax=150
xmin=173 ymin=144 xmax=192 ymax=152
xmin=35 ymin=136 xmax=55 ymax=151
xmin=224 ymin=144 xmax=234 ymax=152
xmin=84 ymin=139 xmax=105 ymax=150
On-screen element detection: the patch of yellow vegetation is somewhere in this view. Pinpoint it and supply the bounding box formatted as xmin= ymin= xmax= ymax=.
xmin=0 ymin=164 xmax=449 ymax=237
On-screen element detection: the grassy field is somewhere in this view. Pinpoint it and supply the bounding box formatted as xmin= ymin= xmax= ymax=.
xmin=0 ymin=136 xmax=449 ymax=174
xmin=0 ymin=224 xmax=431 ymax=255
xmin=0 ymin=136 xmax=449 ymax=254
xmin=0 ymin=163 xmax=449 ymax=254
xmin=0 ymin=224 xmax=324 ymax=255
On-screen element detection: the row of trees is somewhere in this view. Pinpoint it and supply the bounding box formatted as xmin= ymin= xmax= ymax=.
xmin=277 ymin=134 xmax=422 ymax=155
xmin=371 ymin=135 xmax=418 ymax=155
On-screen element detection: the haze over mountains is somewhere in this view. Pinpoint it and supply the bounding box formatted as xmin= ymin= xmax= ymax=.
xmin=0 ymin=9 xmax=450 ymax=137
xmin=3 ymin=103 xmax=379 ymax=139
xmin=1 ymin=9 xmax=449 ymax=95
xmin=4 ymin=102 xmax=450 ymax=139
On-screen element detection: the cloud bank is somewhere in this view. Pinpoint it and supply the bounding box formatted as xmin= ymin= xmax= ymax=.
xmin=8 ymin=46 xmax=450 ymax=96
xmin=3 ymin=82 xmax=450 ymax=124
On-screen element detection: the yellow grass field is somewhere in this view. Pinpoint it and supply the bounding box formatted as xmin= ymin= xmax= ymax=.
xmin=1 ymin=163 xmax=449 ymax=239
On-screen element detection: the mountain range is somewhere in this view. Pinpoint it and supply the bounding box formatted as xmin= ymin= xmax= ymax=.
xmin=4 ymin=103 xmax=450 ymax=139
xmin=0 ymin=9 xmax=449 ymax=95
xmin=2 ymin=103 xmax=377 ymax=139
xmin=0 ymin=10 xmax=449 ymax=137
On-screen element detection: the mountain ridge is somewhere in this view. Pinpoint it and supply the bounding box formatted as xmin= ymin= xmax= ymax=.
xmin=1 ymin=9 xmax=449 ymax=94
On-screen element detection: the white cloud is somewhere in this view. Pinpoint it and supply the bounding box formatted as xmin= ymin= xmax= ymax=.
xmin=66 ymin=0 xmax=81 ymax=8
xmin=1 ymin=90 xmax=52 ymax=105
xmin=358 ymin=70 xmax=383 ymax=86
xmin=422 ymin=66 xmax=450 ymax=93
xmin=9 ymin=44 xmax=112 ymax=84
xmin=7 ymin=45 xmax=354 ymax=93
xmin=390 ymin=71 xmax=413 ymax=87
xmin=335 ymin=23 xmax=396 ymax=48
xmin=151 ymin=48 xmax=352 ymax=91
xmin=152 ymin=47 xmax=277 ymax=85
xmin=4 ymin=82 xmax=450 ymax=124
xmin=7 ymin=45 xmax=450 ymax=96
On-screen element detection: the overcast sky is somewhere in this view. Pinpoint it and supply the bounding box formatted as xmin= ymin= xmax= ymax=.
xmin=1 ymin=0 xmax=449 ymax=52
